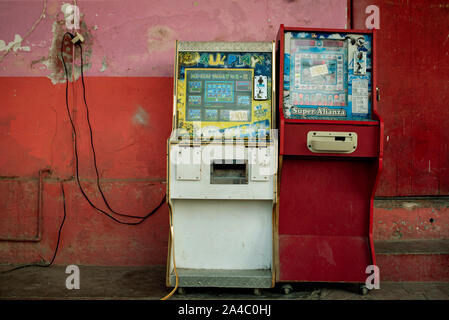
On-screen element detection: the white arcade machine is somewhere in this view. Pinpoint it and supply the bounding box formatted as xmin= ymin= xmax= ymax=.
xmin=166 ymin=41 xmax=277 ymax=293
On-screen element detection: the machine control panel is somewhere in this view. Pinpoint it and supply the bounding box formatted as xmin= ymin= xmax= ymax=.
xmin=307 ymin=131 xmax=357 ymax=154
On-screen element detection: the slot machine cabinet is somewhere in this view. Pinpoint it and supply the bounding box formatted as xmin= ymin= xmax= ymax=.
xmin=275 ymin=26 xmax=383 ymax=292
xmin=166 ymin=41 xmax=278 ymax=291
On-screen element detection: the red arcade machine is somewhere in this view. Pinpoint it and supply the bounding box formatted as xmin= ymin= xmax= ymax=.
xmin=276 ymin=25 xmax=383 ymax=294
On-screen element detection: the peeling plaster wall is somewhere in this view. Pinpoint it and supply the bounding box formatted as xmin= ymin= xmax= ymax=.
xmin=0 ymin=0 xmax=347 ymax=78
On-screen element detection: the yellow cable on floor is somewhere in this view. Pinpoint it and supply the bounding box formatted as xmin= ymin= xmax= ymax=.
xmin=161 ymin=208 xmax=178 ymax=300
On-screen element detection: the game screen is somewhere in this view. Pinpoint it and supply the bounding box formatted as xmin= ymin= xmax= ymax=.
xmin=175 ymin=48 xmax=273 ymax=138
xmin=283 ymin=32 xmax=373 ymax=120
xmin=291 ymin=39 xmax=347 ymax=108
xmin=185 ymin=69 xmax=253 ymax=123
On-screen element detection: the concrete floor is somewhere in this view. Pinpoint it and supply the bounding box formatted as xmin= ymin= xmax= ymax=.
xmin=0 ymin=265 xmax=448 ymax=300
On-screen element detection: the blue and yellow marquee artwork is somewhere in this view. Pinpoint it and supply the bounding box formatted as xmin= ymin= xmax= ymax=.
xmin=283 ymin=32 xmax=373 ymax=121
xmin=176 ymin=50 xmax=273 ymax=138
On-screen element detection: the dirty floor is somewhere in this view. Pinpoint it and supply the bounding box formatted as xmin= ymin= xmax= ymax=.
xmin=0 ymin=265 xmax=448 ymax=300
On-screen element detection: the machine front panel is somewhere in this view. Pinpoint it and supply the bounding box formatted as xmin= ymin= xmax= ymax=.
xmin=276 ymin=27 xmax=382 ymax=287
xmin=167 ymin=42 xmax=277 ymax=289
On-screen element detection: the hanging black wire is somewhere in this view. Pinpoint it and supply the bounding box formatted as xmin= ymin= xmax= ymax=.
xmin=1 ymin=182 xmax=67 ymax=274
xmin=60 ymin=32 xmax=165 ymax=225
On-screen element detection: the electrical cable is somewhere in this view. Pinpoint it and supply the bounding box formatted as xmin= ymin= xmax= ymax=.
xmin=0 ymin=33 xmax=166 ymax=281
xmin=160 ymin=205 xmax=178 ymax=300
xmin=1 ymin=182 xmax=67 ymax=274
xmin=60 ymin=32 xmax=165 ymax=225
xmin=78 ymin=44 xmax=163 ymax=220
xmin=64 ymin=32 xmax=176 ymax=299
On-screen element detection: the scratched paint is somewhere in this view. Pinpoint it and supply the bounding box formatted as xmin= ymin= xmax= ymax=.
xmin=146 ymin=25 xmax=174 ymax=54
xmin=100 ymin=56 xmax=107 ymax=72
xmin=374 ymin=199 xmax=449 ymax=241
xmin=132 ymin=106 xmax=149 ymax=127
xmin=0 ymin=34 xmax=31 ymax=53
xmin=40 ymin=17 xmax=93 ymax=84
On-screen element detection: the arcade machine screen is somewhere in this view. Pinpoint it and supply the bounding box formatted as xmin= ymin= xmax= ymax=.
xmin=283 ymin=32 xmax=373 ymax=120
xmin=185 ymin=69 xmax=253 ymax=123
xmin=175 ymin=48 xmax=273 ymax=139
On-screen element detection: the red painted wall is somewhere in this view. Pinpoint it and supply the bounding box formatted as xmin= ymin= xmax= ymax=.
xmin=1 ymin=0 xmax=447 ymax=266
xmin=0 ymin=77 xmax=172 ymax=265
xmin=352 ymin=0 xmax=449 ymax=196
xmin=0 ymin=1 xmax=348 ymax=265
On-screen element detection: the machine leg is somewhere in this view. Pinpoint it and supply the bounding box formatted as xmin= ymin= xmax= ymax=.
xmin=282 ymin=284 xmax=293 ymax=295
xmin=359 ymin=284 xmax=369 ymax=296
xmin=177 ymin=287 xmax=186 ymax=295
xmin=253 ymin=288 xmax=263 ymax=296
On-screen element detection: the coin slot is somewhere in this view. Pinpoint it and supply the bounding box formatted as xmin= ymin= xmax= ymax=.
xmin=211 ymin=160 xmax=248 ymax=184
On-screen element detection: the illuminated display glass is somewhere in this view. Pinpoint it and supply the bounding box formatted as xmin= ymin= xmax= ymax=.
xmin=185 ymin=68 xmax=253 ymax=122
xmin=290 ymin=38 xmax=347 ymax=108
